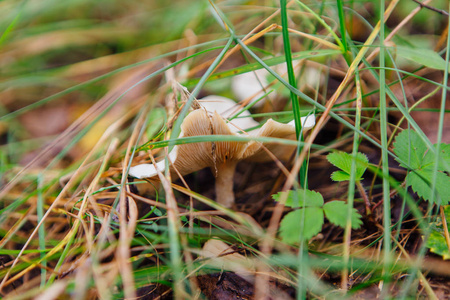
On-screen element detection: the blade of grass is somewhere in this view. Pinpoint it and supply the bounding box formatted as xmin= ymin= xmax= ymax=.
xmin=431 ymin=0 xmax=450 ymax=211
xmin=279 ymin=2 xmax=310 ymax=297
xmin=118 ymin=108 xmax=150 ymax=299
xmin=37 ymin=174 xmax=47 ymax=288
xmin=46 ymin=138 xmax=121 ymax=287
xmin=142 ymin=134 xmax=323 ymax=150
xmin=0 ymin=0 xmax=24 ymax=46
xmin=336 ymin=0 xmax=348 ymax=53
xmin=280 ymin=0 xmax=307 ymax=190
xmin=378 ymin=0 xmax=393 ymax=294
xmin=295 ymin=0 xmax=344 ymax=50
xmin=341 ymin=67 xmax=363 ymax=290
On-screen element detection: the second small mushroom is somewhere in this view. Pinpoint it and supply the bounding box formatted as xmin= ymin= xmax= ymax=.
xmin=130 ymin=96 xmax=315 ymax=208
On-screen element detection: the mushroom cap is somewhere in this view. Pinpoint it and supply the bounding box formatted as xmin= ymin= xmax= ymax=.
xmin=288 ymin=114 xmax=315 ymax=130
xmin=129 ymin=97 xmax=316 ymax=178
xmin=129 ymin=147 xmax=178 ymax=179
xmin=172 ymin=109 xmax=247 ymax=176
xmin=198 ymin=95 xmax=259 ymax=132
xmin=231 ymin=68 xmax=274 ymax=108
xmin=243 ymin=113 xmax=315 ymax=162
xmin=129 ymin=108 xmax=247 ymax=179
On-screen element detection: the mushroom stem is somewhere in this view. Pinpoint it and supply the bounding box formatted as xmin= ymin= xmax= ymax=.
xmin=214 ymin=161 xmax=238 ymax=208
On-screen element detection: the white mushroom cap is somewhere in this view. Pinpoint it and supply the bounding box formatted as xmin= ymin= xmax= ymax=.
xmin=129 ymin=146 xmax=178 ymax=179
xmin=287 ymin=114 xmax=316 ymax=130
xmin=232 ymin=64 xmax=323 ymax=108
xmin=231 ymin=68 xmax=274 ymax=108
xmin=198 ymin=95 xmax=259 ymax=132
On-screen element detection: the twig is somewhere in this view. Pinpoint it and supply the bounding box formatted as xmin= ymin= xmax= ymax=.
xmin=411 ymin=0 xmax=449 ymax=16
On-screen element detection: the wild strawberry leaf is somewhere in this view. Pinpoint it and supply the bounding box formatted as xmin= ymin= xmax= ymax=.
xmin=279 ymin=207 xmax=324 ymax=243
xmin=393 ymin=129 xmax=450 ymax=205
xmin=327 ymin=151 xmax=368 ymax=182
xmin=323 ymin=201 xmax=363 ymax=229
xmin=406 ymin=169 xmax=450 ymax=205
xmin=422 ymin=143 xmax=450 ymax=172
xmin=393 ymin=129 xmax=427 ymax=170
xmin=330 ymin=170 xmax=352 ymax=182
xmin=272 ymin=189 xmax=324 ymax=208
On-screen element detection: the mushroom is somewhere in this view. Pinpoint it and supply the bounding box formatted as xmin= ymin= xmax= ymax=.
xmin=197 ymin=95 xmax=259 ymax=132
xmin=130 ymin=96 xmax=315 ymax=208
xmin=231 ymin=64 xmax=323 ymax=108
xmin=231 ymin=68 xmax=274 ymax=108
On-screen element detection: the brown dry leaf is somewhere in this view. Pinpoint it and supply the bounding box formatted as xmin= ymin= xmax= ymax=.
xmin=199 ymin=239 xmax=255 ymax=282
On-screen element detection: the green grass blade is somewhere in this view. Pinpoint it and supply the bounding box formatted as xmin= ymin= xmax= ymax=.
xmin=280 ymin=0 xmax=300 ymax=137
xmin=342 ymin=67 xmax=363 ymax=289
xmin=37 ymin=175 xmax=47 ymax=287
xmin=336 ymin=0 xmax=348 ymax=53
xmin=295 ymin=0 xmax=344 ymax=50
xmin=378 ymin=0 xmax=392 ymax=292
xmin=280 ymin=0 xmax=307 ymax=189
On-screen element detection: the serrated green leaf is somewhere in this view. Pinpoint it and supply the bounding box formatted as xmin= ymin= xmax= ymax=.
xmin=279 ymin=207 xmax=324 ymax=243
xmin=422 ymin=144 xmax=450 ymax=172
xmin=393 ymin=129 xmax=427 ymax=169
xmin=327 ymin=151 xmax=368 ymax=181
xmin=407 ymin=169 xmax=450 ymax=205
xmin=323 ymin=201 xmax=362 ymax=229
xmin=331 ymin=170 xmax=351 ymax=182
xmin=272 ymin=189 xmax=323 ymax=208
xmin=396 ymin=46 xmax=449 ymax=71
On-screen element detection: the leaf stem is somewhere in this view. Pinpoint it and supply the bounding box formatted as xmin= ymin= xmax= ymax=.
xmin=356 ymin=181 xmax=371 ymax=215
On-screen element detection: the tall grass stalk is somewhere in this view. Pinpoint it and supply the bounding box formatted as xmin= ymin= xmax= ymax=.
xmin=378 ymin=0 xmax=393 ymax=293
xmin=278 ymin=1 xmax=310 ymax=296
xmin=432 ymin=2 xmax=450 ymax=212
xmin=341 ymin=68 xmax=362 ymax=290
xmin=336 ymin=0 xmax=348 ymax=53
xmin=37 ymin=175 xmax=47 ymax=288
xmin=280 ymin=0 xmax=303 ymax=142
